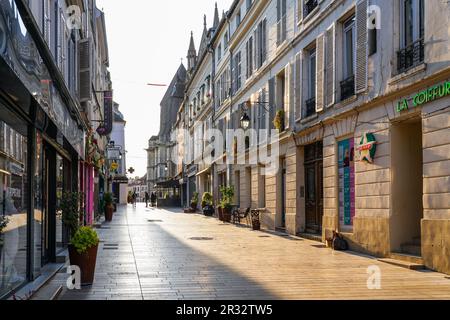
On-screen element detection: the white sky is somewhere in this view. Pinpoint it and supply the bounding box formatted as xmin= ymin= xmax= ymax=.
xmin=96 ymin=0 xmax=233 ymax=178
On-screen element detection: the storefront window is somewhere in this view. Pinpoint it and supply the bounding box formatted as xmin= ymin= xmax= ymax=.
xmin=33 ymin=132 xmax=43 ymax=275
xmin=0 ymin=119 xmax=28 ymax=298
xmin=56 ymin=155 xmax=64 ymax=252
xmin=338 ymin=138 xmax=355 ymax=232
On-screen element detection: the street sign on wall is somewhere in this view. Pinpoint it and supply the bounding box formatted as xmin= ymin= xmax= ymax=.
xmin=97 ymin=90 xmax=113 ymax=136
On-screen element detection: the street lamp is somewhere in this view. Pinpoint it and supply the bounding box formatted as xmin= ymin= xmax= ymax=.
xmin=240 ymin=113 xmax=251 ymax=131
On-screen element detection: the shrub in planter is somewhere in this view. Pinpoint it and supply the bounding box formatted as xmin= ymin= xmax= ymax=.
xmin=69 ymin=227 xmax=100 ymax=286
xmin=60 ymin=192 xmax=83 ymax=239
xmin=190 ymin=192 xmax=199 ymax=211
xmin=219 ymin=186 xmax=234 ymax=223
xmin=104 ymin=192 xmax=114 ymax=222
xmin=202 ymin=192 xmax=214 ymax=216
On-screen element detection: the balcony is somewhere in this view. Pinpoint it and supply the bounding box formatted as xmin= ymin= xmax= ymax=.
xmin=340 ymin=75 xmax=355 ymax=101
xmin=305 ymin=97 xmax=316 ymax=118
xmin=397 ymin=38 xmax=424 ymax=74
xmin=303 ymin=0 xmax=318 ymax=19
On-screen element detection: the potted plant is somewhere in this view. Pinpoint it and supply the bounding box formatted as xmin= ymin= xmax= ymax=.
xmin=68 ymin=226 xmax=100 ymax=286
xmin=220 ymin=186 xmax=234 ymax=223
xmin=190 ymin=192 xmax=199 ymax=212
xmin=0 ymin=215 xmax=10 ymax=256
xmin=273 ymin=109 xmax=285 ymax=131
xmin=104 ymin=192 xmax=114 ymax=222
xmin=202 ymin=192 xmax=214 ymax=216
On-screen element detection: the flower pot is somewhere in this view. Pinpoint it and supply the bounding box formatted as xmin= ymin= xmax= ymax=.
xmin=190 ymin=202 xmax=198 ymax=212
xmin=217 ymin=207 xmax=223 ymax=221
xmin=105 ymin=204 xmax=114 ymax=222
xmin=203 ymin=206 xmax=214 ymax=217
xmin=252 ymin=220 xmax=261 ymax=231
xmin=68 ymin=244 xmax=98 ymax=286
xmin=222 ymin=207 xmax=232 ymax=223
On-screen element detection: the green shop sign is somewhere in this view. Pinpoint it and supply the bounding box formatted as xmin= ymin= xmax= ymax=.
xmin=397 ymin=81 xmax=450 ymax=112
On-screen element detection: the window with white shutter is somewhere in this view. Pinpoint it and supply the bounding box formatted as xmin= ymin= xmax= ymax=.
xmin=325 ymin=23 xmax=336 ymax=107
xmin=294 ymin=52 xmax=302 ymax=121
xmin=340 ymin=16 xmax=356 ymax=101
xmin=78 ymin=39 xmax=92 ymax=102
xmin=277 ymin=0 xmax=287 ymax=46
xmin=355 ymin=0 xmax=368 ymax=93
xmin=315 ymin=34 xmax=325 ymax=113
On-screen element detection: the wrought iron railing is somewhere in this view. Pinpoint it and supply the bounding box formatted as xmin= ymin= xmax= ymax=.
xmin=303 ymin=0 xmax=319 ymax=19
xmin=397 ymin=38 xmax=424 ymax=74
xmin=305 ymin=97 xmax=316 ymax=118
xmin=340 ymin=75 xmax=355 ymax=101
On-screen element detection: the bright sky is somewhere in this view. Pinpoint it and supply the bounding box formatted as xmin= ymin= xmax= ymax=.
xmin=96 ymin=0 xmax=233 ymax=178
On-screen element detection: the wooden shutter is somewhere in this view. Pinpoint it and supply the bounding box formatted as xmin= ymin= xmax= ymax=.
xmin=43 ymin=0 xmax=51 ymax=45
xmin=78 ymin=39 xmax=92 ymax=102
xmin=316 ymin=33 xmax=325 ymax=113
xmin=269 ymin=78 xmax=276 ymax=132
xmin=282 ymin=0 xmax=287 ymax=42
xmin=355 ymin=0 xmax=368 ymax=93
xmin=276 ymin=0 xmax=281 ymax=45
xmin=285 ymin=64 xmax=294 ymax=129
xmin=262 ymin=19 xmax=267 ymax=63
xmin=325 ymin=23 xmax=336 ymax=108
xmin=294 ymin=52 xmax=302 ymax=120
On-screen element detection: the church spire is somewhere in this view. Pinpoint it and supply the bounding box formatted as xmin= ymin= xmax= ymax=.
xmin=213 ymin=2 xmax=220 ymax=29
xmin=187 ymin=31 xmax=197 ymax=71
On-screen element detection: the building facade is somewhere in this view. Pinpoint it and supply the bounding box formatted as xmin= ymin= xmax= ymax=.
xmin=168 ymin=0 xmax=450 ymax=275
xmin=110 ymin=102 xmax=128 ymax=204
xmin=0 ymin=0 xmax=113 ymax=298
xmin=146 ymin=64 xmax=186 ymax=207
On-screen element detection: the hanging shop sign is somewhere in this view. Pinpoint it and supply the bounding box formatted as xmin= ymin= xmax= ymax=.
xmin=110 ymin=162 xmax=119 ymax=171
xmin=97 ymin=91 xmax=113 ymax=136
xmin=397 ymin=81 xmax=450 ymax=112
xmin=357 ymin=133 xmax=377 ymax=164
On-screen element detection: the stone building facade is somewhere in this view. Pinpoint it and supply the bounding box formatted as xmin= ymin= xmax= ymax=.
xmin=168 ymin=0 xmax=450 ymax=275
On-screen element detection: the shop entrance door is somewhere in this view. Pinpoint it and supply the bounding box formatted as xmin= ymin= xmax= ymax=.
xmin=304 ymin=141 xmax=324 ymax=234
xmin=390 ymin=120 xmax=423 ymax=256
xmin=42 ymin=145 xmax=56 ymax=264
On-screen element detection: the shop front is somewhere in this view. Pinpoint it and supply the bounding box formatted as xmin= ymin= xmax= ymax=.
xmin=0 ymin=1 xmax=85 ymax=298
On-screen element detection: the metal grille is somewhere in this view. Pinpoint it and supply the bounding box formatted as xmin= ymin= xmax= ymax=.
xmin=340 ymin=75 xmax=355 ymax=101
xmin=305 ymin=97 xmax=316 ymax=118
xmin=397 ymin=38 xmax=424 ymax=74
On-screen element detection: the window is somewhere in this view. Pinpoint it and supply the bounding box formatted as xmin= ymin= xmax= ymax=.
xmin=277 ymin=0 xmax=287 ymax=45
xmin=217 ymin=44 xmax=222 ymax=62
xmin=398 ymin=0 xmax=424 ymax=73
xmin=233 ymin=52 xmax=242 ymax=93
xmin=306 ymin=48 xmax=316 ymax=117
xmin=246 ymin=36 xmax=254 ymax=78
xmin=257 ymin=89 xmax=267 ymax=143
xmin=224 ymin=32 xmax=229 ymax=50
xmin=247 ymin=0 xmax=253 ymax=12
xmin=341 ymin=16 xmax=356 ymax=101
xmin=236 ymin=8 xmax=242 ymax=28
xmin=255 ymin=19 xmax=267 ymax=69
xmin=303 ymin=0 xmax=319 ymax=19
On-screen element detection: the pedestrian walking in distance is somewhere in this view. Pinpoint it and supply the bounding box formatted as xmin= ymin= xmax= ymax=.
xmin=145 ymin=191 xmax=150 ymax=207
xmin=151 ymin=192 xmax=157 ymax=207
xmin=132 ymin=191 xmax=137 ymax=208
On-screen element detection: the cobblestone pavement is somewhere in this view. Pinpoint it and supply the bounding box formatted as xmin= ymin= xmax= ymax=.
xmin=59 ymin=204 xmax=450 ymax=300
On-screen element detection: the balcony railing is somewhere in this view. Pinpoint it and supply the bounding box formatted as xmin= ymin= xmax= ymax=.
xmin=340 ymin=75 xmax=355 ymax=101
xmin=397 ymin=38 xmax=424 ymax=74
xmin=305 ymin=97 xmax=316 ymax=118
xmin=303 ymin=0 xmax=318 ymax=19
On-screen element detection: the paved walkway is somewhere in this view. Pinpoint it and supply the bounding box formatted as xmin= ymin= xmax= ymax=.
xmin=59 ymin=204 xmax=450 ymax=300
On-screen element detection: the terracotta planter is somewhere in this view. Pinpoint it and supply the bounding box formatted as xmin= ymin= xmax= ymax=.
xmin=218 ymin=207 xmax=223 ymax=221
xmin=222 ymin=208 xmax=232 ymax=223
xmin=105 ymin=204 xmax=114 ymax=222
xmin=68 ymin=244 xmax=99 ymax=286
